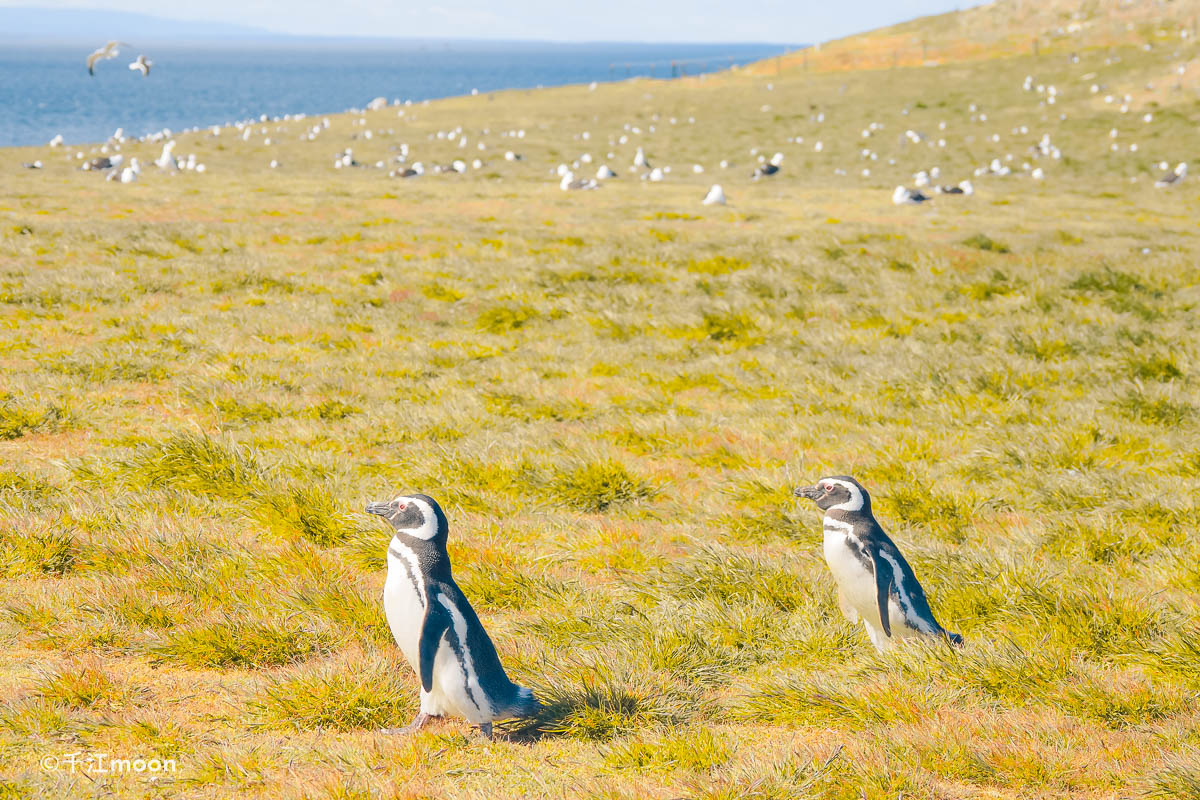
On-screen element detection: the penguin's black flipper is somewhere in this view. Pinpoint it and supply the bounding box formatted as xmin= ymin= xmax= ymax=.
xmin=418 ymin=603 xmax=450 ymax=693
xmin=871 ymin=553 xmax=893 ymax=637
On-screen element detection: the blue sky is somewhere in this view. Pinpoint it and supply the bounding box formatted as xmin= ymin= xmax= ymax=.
xmin=1 ymin=1 xmax=970 ymax=41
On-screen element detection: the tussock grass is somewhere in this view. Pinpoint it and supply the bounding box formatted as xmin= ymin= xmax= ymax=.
xmin=732 ymin=674 xmax=955 ymax=728
xmin=962 ymin=233 xmax=1011 ymax=253
xmin=153 ymin=619 xmax=332 ymax=669
xmin=116 ymin=431 xmax=268 ymax=500
xmin=520 ymin=664 xmax=693 ymax=741
xmin=547 ymin=459 xmax=656 ymax=512
xmin=0 ymin=526 xmax=77 ymax=576
xmin=0 ymin=400 xmax=63 ymax=440
xmin=603 ymin=726 xmax=732 ymax=772
xmin=1144 ymin=751 xmax=1200 ymax=799
xmin=248 ymin=658 xmax=416 ymax=731
xmin=253 ymin=483 xmax=361 ymax=546
xmin=644 ymin=546 xmax=811 ymax=612
xmin=36 ymin=661 xmax=131 ymax=710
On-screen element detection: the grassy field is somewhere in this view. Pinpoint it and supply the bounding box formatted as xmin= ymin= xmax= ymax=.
xmin=2 ymin=7 xmax=1200 ymax=799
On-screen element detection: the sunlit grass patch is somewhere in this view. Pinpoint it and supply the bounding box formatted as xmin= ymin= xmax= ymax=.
xmin=248 ymin=658 xmax=416 ymax=731
xmin=288 ymin=581 xmax=392 ymax=646
xmin=212 ymin=395 xmax=284 ymax=425
xmin=115 ymin=431 xmax=269 ymax=501
xmin=1058 ymin=678 xmax=1188 ymax=728
xmin=962 ymin=233 xmax=1011 ymax=253
xmin=643 ymin=546 xmax=812 ymax=612
xmin=939 ymin=641 xmax=1071 ymax=703
xmin=0 ymin=697 xmax=75 ymax=740
xmin=1144 ymin=623 xmax=1200 ymax=687
xmin=476 ymin=303 xmax=539 ymax=333
xmin=305 ymin=398 xmax=362 ymax=421
xmin=0 ymin=399 xmax=64 ymax=440
xmin=685 ymin=254 xmax=750 ymax=275
xmin=547 ymin=459 xmax=656 ymax=512
xmin=1142 ymin=750 xmax=1200 ymax=799
xmin=731 ymin=674 xmax=954 ymax=728
xmin=1117 ymin=388 xmax=1194 ymax=426
xmin=699 ymin=310 xmax=758 ymax=343
xmin=36 ymin=660 xmax=132 ymax=710
xmin=879 ymin=482 xmax=978 ymax=544
xmin=109 ymin=592 xmax=181 ymax=630
xmin=153 ymin=618 xmax=332 ymax=669
xmin=520 ymin=664 xmax=692 ymax=741
xmin=483 ymin=391 xmax=591 ymax=423
xmin=603 ymin=726 xmax=733 ymax=773
xmin=0 ymin=526 xmax=77 ymax=576
xmin=0 ymin=469 xmax=58 ymax=499
xmin=457 ymin=566 xmax=572 ymax=611
xmin=253 ymin=482 xmax=361 ymax=546
xmin=1127 ymin=353 xmax=1185 ymax=381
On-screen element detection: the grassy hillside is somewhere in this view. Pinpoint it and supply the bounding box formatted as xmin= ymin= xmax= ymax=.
xmin=2 ymin=9 xmax=1200 ymax=800
xmin=759 ymin=0 xmax=1200 ymax=73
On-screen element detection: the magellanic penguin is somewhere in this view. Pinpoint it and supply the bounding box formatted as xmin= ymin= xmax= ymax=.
xmin=793 ymin=476 xmax=963 ymax=651
xmin=366 ymin=493 xmax=539 ymax=739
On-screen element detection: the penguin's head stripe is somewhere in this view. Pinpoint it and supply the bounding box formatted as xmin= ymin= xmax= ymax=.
xmin=366 ymin=493 xmax=447 ymax=541
xmin=794 ymin=475 xmax=870 ymax=513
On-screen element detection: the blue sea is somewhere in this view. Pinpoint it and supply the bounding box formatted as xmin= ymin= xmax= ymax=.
xmin=0 ymin=41 xmax=791 ymax=147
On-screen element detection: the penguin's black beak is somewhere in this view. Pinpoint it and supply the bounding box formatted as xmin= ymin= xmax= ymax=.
xmin=793 ymin=485 xmax=821 ymax=501
xmin=365 ymin=501 xmax=392 ymax=517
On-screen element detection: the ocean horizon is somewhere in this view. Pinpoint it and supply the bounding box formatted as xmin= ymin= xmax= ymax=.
xmin=0 ymin=40 xmax=793 ymax=147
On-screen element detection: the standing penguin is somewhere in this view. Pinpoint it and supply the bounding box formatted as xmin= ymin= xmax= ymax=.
xmin=793 ymin=476 xmax=962 ymax=651
xmin=366 ymin=493 xmax=539 ymax=738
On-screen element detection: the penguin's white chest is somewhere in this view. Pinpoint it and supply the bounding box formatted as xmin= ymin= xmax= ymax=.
xmin=823 ymin=521 xmax=880 ymax=624
xmin=383 ymin=541 xmax=427 ymax=670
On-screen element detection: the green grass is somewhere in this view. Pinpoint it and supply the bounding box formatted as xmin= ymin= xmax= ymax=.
xmin=153 ymin=619 xmax=333 ymax=669
xmin=2 ymin=7 xmax=1200 ymax=797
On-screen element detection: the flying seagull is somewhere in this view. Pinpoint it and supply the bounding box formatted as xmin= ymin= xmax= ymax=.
xmin=129 ymin=55 xmax=153 ymax=77
xmin=87 ymin=41 xmax=130 ymax=75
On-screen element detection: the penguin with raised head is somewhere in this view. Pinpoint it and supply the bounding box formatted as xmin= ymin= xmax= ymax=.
xmin=793 ymin=476 xmax=962 ymax=651
xmin=366 ymin=493 xmax=539 ymax=739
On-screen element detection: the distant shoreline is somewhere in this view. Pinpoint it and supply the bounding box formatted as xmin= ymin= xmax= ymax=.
xmin=1 ymin=41 xmax=795 ymax=148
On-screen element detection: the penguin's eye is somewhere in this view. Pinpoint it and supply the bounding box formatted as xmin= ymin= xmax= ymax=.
xmin=822 ymin=484 xmax=833 ymax=493
xmin=396 ymin=502 xmax=407 ymax=510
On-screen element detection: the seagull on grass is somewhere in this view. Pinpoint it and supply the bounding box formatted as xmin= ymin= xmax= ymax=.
xmin=702 ymin=184 xmax=726 ymax=205
xmin=1155 ymin=162 xmax=1187 ymax=188
xmin=893 ymin=185 xmax=930 ymax=205
xmin=560 ymin=171 xmax=598 ymax=190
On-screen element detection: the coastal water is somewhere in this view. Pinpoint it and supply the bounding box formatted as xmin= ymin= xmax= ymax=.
xmin=0 ymin=41 xmax=791 ymax=147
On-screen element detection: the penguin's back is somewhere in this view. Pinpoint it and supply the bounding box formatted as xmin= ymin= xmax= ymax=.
xmin=428 ymin=579 xmax=538 ymax=723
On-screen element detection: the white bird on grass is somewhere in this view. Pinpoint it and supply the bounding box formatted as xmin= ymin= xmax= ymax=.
xmin=893 ymin=185 xmax=930 ymax=205
xmin=1155 ymin=162 xmax=1187 ymax=187
xmin=560 ymin=171 xmax=599 ymax=190
xmin=702 ymin=184 xmax=726 ymax=205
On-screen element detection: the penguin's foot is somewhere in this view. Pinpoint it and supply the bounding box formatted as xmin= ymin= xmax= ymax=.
xmin=381 ymin=711 xmax=432 ymax=735
xmin=479 ymin=722 xmax=493 ymax=740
